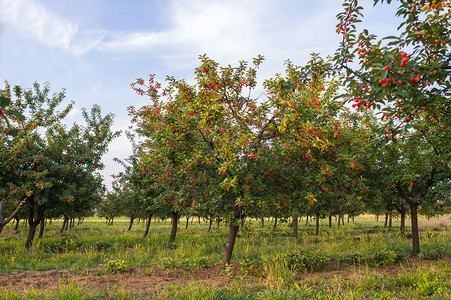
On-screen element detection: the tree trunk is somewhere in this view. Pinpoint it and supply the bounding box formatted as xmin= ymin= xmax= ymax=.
xmin=26 ymin=222 xmax=39 ymax=250
xmin=61 ymin=215 xmax=69 ymax=233
xmin=261 ymin=217 xmax=264 ymax=228
xmin=185 ymin=217 xmax=189 ymax=229
xmin=25 ymin=198 xmax=44 ymax=250
xmin=328 ymin=215 xmax=332 ymax=229
xmin=315 ymin=213 xmax=320 ymax=236
xmin=292 ymin=217 xmax=298 ymax=238
xmin=0 ymin=200 xmax=26 ymax=235
xmin=337 ymin=215 xmax=340 ymax=228
xmin=341 ymin=215 xmax=345 ymax=225
xmin=384 ymin=213 xmax=388 ymax=227
xmin=38 ymin=218 xmax=45 ymax=238
xmin=388 ymin=214 xmax=392 ymax=231
xmin=400 ymin=208 xmax=406 ymax=236
xmin=376 ymin=214 xmax=379 ymax=222
xmin=15 ymin=217 xmax=21 ymax=231
xmin=208 ymin=214 xmax=213 ymax=232
xmin=128 ymin=216 xmax=135 ymax=231
xmin=273 ymin=217 xmax=278 ymax=229
xmin=143 ymin=214 xmax=152 ymax=238
xmin=305 ymin=215 xmax=309 ymax=226
xmin=222 ymin=207 xmax=241 ymax=267
xmin=347 ymin=215 xmax=350 ymax=223
xmin=410 ymin=202 xmax=420 ymax=256
xmin=169 ymin=211 xmax=178 ymax=244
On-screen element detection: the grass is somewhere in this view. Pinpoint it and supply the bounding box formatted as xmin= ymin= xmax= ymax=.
xmin=0 ymin=215 xmax=449 ymax=298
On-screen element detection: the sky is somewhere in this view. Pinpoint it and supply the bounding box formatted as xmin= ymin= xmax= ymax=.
xmin=0 ymin=0 xmax=400 ymax=189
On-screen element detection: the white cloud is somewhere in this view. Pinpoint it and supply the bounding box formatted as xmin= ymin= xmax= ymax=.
xmin=1 ymin=0 xmax=342 ymax=62
xmin=1 ymin=0 xmax=78 ymax=49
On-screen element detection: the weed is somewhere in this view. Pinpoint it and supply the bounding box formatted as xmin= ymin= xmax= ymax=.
xmin=371 ymin=249 xmax=405 ymax=267
xmin=420 ymin=246 xmax=447 ymax=260
xmin=104 ymin=258 xmax=130 ymax=274
xmin=222 ymin=263 xmax=234 ymax=278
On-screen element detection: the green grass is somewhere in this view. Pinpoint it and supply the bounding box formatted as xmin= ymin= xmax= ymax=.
xmin=0 ymin=215 xmax=449 ymax=298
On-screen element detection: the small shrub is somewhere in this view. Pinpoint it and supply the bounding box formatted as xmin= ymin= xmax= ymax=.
xmin=160 ymin=256 xmax=210 ymax=271
xmin=420 ymin=246 xmax=446 ymax=260
xmin=371 ymin=250 xmax=405 ymax=267
xmin=92 ymin=240 xmax=112 ymax=251
xmin=341 ymin=252 xmax=367 ymax=265
xmin=415 ymin=272 xmax=444 ymax=296
xmin=240 ymin=258 xmax=260 ymax=276
xmin=162 ymin=242 xmax=178 ymax=250
xmin=160 ymin=257 xmax=178 ymax=270
xmin=278 ymin=251 xmax=329 ymax=272
xmin=223 ymin=263 xmax=234 ymax=278
xmin=104 ymin=258 xmax=130 ymax=274
xmin=40 ymin=237 xmax=83 ymax=253
xmin=262 ymin=255 xmax=295 ymax=290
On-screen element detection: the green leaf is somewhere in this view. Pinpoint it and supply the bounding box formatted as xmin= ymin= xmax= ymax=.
xmin=0 ymin=96 xmax=11 ymax=107
xmin=5 ymin=109 xmax=25 ymax=121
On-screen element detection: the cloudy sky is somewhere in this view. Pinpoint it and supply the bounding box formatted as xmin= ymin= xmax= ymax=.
xmin=0 ymin=0 xmax=400 ymax=188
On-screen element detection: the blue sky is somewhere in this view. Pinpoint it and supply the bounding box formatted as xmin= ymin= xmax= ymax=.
xmin=0 ymin=0 xmax=400 ymax=189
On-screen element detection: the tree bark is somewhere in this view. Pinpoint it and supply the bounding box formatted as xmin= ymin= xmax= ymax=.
xmin=315 ymin=213 xmax=320 ymax=236
xmin=394 ymin=204 xmax=407 ymax=236
xmin=143 ymin=214 xmax=152 ymax=238
xmin=388 ymin=214 xmax=392 ymax=232
xmin=222 ymin=207 xmax=241 ymax=267
xmin=0 ymin=200 xmax=26 ymax=235
xmin=400 ymin=208 xmax=406 ymax=236
xmin=169 ymin=211 xmax=178 ymax=244
xmin=384 ymin=213 xmax=388 ymax=227
xmin=128 ymin=216 xmax=135 ymax=231
xmin=328 ymin=215 xmax=332 ymax=229
xmin=410 ymin=202 xmax=420 ymax=255
xmin=25 ymin=197 xmax=45 ymax=250
xmin=14 ymin=217 xmax=20 ymax=232
xmin=273 ymin=217 xmax=278 ymax=229
xmin=185 ymin=216 xmax=189 ymax=229
xmin=292 ymin=217 xmax=298 ymax=238
xmin=61 ymin=215 xmax=69 ymax=233
xmin=38 ymin=218 xmax=45 ymax=238
xmin=305 ymin=215 xmax=309 ymax=226
xmin=208 ymin=214 xmax=213 ymax=232
xmin=261 ymin=217 xmax=264 ymax=228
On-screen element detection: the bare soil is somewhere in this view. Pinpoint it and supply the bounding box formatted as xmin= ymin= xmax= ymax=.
xmin=1 ymin=256 xmax=449 ymax=294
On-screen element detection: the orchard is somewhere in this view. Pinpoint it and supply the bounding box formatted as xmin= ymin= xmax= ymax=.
xmin=0 ymin=0 xmax=449 ymax=298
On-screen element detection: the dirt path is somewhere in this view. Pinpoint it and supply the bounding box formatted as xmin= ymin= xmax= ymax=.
xmin=1 ymin=257 xmax=449 ymax=293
